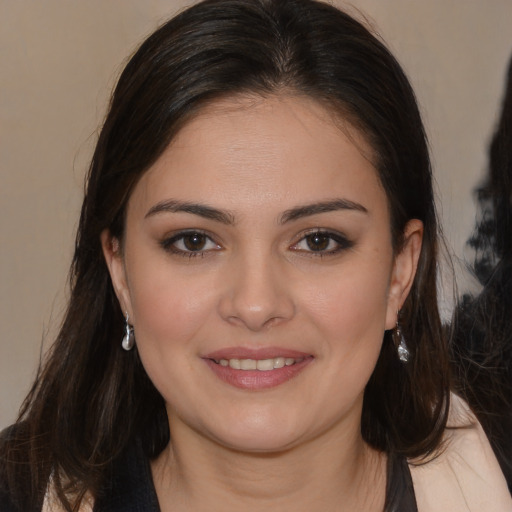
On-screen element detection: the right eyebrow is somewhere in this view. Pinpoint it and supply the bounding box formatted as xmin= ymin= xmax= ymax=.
xmin=279 ymin=198 xmax=368 ymax=224
xmin=144 ymin=199 xmax=236 ymax=225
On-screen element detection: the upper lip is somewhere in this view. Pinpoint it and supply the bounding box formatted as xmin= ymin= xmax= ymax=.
xmin=203 ymin=347 xmax=312 ymax=360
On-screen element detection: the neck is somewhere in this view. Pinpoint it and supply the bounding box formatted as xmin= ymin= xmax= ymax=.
xmin=152 ymin=417 xmax=386 ymax=512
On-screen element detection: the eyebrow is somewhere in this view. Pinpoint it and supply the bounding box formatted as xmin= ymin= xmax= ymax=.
xmin=145 ymin=200 xmax=236 ymax=225
xmin=145 ymin=198 xmax=367 ymax=225
xmin=279 ymin=199 xmax=368 ymax=224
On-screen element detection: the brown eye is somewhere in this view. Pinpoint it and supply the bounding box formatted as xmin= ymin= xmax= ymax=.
xmin=305 ymin=233 xmax=331 ymax=251
xmin=182 ymin=232 xmax=208 ymax=251
xmin=291 ymin=230 xmax=353 ymax=256
xmin=161 ymin=231 xmax=221 ymax=257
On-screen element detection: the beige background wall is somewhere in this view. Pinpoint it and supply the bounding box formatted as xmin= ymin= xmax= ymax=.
xmin=1 ymin=0 xmax=511 ymax=429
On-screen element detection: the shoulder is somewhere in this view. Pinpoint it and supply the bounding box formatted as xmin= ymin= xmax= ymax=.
xmin=0 ymin=473 xmax=17 ymax=512
xmin=42 ymin=481 xmax=93 ymax=512
xmin=0 ymin=423 xmax=92 ymax=512
xmin=0 ymin=425 xmax=23 ymax=512
xmin=0 ymin=488 xmax=18 ymax=512
xmin=44 ymin=437 xmax=157 ymax=512
xmin=410 ymin=394 xmax=512 ymax=512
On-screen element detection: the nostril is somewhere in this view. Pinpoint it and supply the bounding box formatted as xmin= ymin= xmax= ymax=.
xmin=218 ymin=296 xmax=295 ymax=331
xmin=216 ymin=262 xmax=296 ymax=330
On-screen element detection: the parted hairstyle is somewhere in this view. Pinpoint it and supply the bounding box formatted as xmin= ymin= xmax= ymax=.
xmin=0 ymin=0 xmax=450 ymax=510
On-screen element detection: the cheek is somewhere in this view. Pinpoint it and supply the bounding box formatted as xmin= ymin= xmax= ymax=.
xmin=297 ymin=255 xmax=392 ymax=398
xmin=124 ymin=260 xmax=221 ymax=407
xmin=302 ymin=262 xmax=391 ymax=344
xmin=306 ymin=270 xmax=390 ymax=401
xmin=126 ymin=257 xmax=218 ymax=354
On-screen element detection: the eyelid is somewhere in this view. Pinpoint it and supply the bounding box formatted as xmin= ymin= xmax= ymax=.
xmin=289 ymin=228 xmax=353 ymax=255
xmin=160 ymin=229 xmax=222 ymax=257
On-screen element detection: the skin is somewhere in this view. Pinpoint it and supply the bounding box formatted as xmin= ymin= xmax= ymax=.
xmin=102 ymin=94 xmax=423 ymax=511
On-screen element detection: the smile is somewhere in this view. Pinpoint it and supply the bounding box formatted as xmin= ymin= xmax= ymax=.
xmin=204 ymin=352 xmax=313 ymax=390
xmin=213 ymin=357 xmax=305 ymax=371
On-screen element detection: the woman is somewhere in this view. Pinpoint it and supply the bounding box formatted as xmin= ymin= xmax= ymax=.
xmin=1 ymin=0 xmax=510 ymax=510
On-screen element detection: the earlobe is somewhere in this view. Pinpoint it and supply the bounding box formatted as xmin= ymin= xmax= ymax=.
xmin=385 ymin=219 xmax=423 ymax=330
xmin=100 ymin=230 xmax=132 ymax=318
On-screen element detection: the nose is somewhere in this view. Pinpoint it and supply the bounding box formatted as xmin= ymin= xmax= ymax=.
xmin=218 ymin=252 xmax=295 ymax=331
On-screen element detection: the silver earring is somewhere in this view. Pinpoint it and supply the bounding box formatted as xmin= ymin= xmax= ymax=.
xmin=122 ymin=312 xmax=135 ymax=351
xmin=392 ymin=318 xmax=409 ymax=363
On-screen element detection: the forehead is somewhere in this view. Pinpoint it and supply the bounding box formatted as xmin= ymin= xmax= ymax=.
xmin=174 ymin=93 xmax=377 ymax=168
xmin=128 ymin=94 xmax=386 ymax=219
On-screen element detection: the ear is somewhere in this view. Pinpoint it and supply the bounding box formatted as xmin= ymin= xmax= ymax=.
xmin=101 ymin=229 xmax=133 ymax=320
xmin=385 ymin=219 xmax=423 ymax=330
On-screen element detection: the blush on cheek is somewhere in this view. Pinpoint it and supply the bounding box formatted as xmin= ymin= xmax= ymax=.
xmin=129 ymin=263 xmax=213 ymax=335
xmin=134 ymin=299 xmax=200 ymax=349
xmin=308 ymin=275 xmax=389 ymax=335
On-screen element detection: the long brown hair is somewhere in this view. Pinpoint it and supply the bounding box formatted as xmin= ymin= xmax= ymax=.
xmin=1 ymin=1 xmax=450 ymax=510
xmin=451 ymin=53 xmax=512 ymax=490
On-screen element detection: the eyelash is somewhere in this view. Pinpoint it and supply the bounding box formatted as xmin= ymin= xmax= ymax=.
xmin=160 ymin=229 xmax=353 ymax=259
xmin=290 ymin=229 xmax=353 ymax=257
xmin=160 ymin=230 xmax=221 ymax=258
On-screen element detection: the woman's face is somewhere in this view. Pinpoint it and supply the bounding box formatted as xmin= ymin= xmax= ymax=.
xmin=103 ymin=94 xmax=421 ymax=453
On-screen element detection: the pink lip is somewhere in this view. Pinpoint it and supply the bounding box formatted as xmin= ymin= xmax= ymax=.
xmin=202 ymin=347 xmax=314 ymax=391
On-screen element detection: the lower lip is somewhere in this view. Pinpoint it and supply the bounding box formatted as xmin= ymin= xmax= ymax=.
xmin=203 ymin=357 xmax=313 ymax=390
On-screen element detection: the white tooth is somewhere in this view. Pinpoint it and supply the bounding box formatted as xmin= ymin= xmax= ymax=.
xmin=256 ymin=358 xmax=275 ymax=371
xmin=224 ymin=357 xmax=303 ymax=371
xmin=273 ymin=357 xmax=285 ymax=368
xmin=240 ymin=359 xmax=257 ymax=370
xmin=229 ymin=359 xmax=241 ymax=369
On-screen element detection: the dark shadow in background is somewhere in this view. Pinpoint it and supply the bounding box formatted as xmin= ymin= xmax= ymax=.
xmin=451 ymin=53 xmax=512 ymax=491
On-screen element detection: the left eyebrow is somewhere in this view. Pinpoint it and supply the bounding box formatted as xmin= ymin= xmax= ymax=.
xmin=279 ymin=199 xmax=368 ymax=224
xmin=145 ymin=200 xmax=236 ymax=225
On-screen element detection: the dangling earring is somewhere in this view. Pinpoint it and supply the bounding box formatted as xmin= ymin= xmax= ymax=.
xmin=122 ymin=312 xmax=135 ymax=351
xmin=392 ymin=314 xmax=409 ymax=363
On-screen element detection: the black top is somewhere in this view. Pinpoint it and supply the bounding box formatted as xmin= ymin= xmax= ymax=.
xmin=94 ymin=440 xmax=418 ymax=512
xmin=385 ymin=453 xmax=419 ymax=512
xmin=1 ymin=439 xmax=418 ymax=511
xmin=93 ymin=439 xmax=160 ymax=512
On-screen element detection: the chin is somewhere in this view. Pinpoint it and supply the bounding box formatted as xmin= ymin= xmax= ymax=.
xmin=213 ymin=431 xmax=300 ymax=454
xmin=203 ymin=411 xmax=306 ymax=453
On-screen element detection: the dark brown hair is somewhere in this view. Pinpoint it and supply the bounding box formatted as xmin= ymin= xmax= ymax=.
xmin=1 ymin=0 xmax=450 ymax=509
xmin=451 ymin=53 xmax=512 ymax=490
